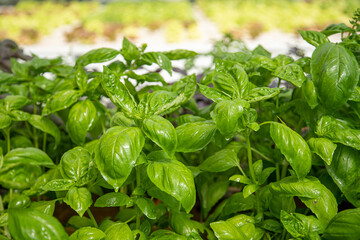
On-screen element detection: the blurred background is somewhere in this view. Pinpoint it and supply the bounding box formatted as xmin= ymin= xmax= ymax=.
xmin=0 ymin=0 xmax=359 ymax=59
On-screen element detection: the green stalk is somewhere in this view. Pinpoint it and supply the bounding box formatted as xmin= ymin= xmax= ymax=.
xmin=275 ymin=163 xmax=281 ymax=182
xmin=246 ymin=134 xmax=257 ymax=184
xmin=281 ymin=161 xmax=289 ymax=179
xmin=42 ymin=133 xmax=47 ymax=152
xmin=33 ymin=105 xmax=38 ymax=148
xmin=86 ymin=209 xmax=98 ymax=228
xmin=276 ymin=79 xmax=281 ymax=109
xmin=3 ymin=128 xmax=11 ymax=153
xmin=135 ymin=166 xmax=141 ymax=229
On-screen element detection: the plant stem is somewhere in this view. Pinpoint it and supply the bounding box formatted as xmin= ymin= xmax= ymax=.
xmin=251 ymin=147 xmax=273 ymax=163
xmin=281 ymin=161 xmax=289 ymax=179
xmin=86 ymin=209 xmax=98 ymax=228
xmin=276 ymin=163 xmax=281 ymax=182
xmin=2 ymin=128 xmax=11 ymax=153
xmin=246 ymin=134 xmax=257 ymax=184
xmin=276 ymin=79 xmax=281 ymax=109
xmin=42 ymin=133 xmax=47 ymax=151
xmin=135 ymin=166 xmax=141 ymax=229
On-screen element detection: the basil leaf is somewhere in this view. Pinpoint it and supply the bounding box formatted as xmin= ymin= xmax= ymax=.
xmin=30 ymin=200 xmax=56 ymax=215
xmin=0 ymin=164 xmax=42 ymax=189
xmin=70 ymin=227 xmax=106 ymax=240
xmin=95 ymin=126 xmax=145 ymax=191
xmin=75 ymin=67 xmax=88 ymax=92
xmin=64 ymin=187 xmax=93 ymax=217
xmin=311 ymin=42 xmax=359 ymax=111
xmin=274 ymin=63 xmax=306 ymax=87
xmin=142 ymin=115 xmax=177 ymax=157
xmin=67 ymin=100 xmax=97 ymax=145
xmin=270 ymin=122 xmax=312 ymax=179
xmin=147 ymin=151 xmax=196 ymax=213
xmin=105 ymin=222 xmax=133 ymax=240
xmin=176 ymin=121 xmax=217 ymax=152
xmin=302 ymin=79 xmax=318 ymax=109
xmin=60 ymin=147 xmax=92 ymax=184
xmin=9 ymin=110 xmax=30 ymax=121
xmin=141 ymin=52 xmax=172 ymax=75
xmin=211 ymin=99 xmax=245 ymax=138
xmin=199 ymin=149 xmax=240 ymax=172
xmin=121 ymin=37 xmax=140 ymax=63
xmin=163 ymin=49 xmax=197 ymax=60
xmin=110 ymin=112 xmax=135 ymax=127
xmin=323 ymin=208 xmax=360 ymax=239
xmin=197 ymin=84 xmax=231 ymax=103
xmin=326 ymin=144 xmax=360 ymax=207
xmin=42 ymin=179 xmax=75 ymax=191
xmin=42 ymin=90 xmax=82 ymax=115
xmin=4 ymin=147 xmax=54 ymax=168
xmin=270 ymin=176 xmax=337 ymax=227
xmin=307 ymin=138 xmax=337 ymax=165
xmin=246 ymin=87 xmax=281 ymax=103
xmin=316 ymin=116 xmax=360 ymax=150
xmin=8 ymin=208 xmax=69 ymax=240
xmin=299 ymin=30 xmax=329 ymax=47
xmin=76 ymin=48 xmax=120 ymax=67
xmin=94 ymin=192 xmax=132 ymax=207
xmin=222 ymin=192 xmax=256 ymax=216
xmin=101 ymin=66 xmax=137 ymax=117
xmin=4 ymin=95 xmax=29 ymax=111
xmin=0 ymin=112 xmax=12 ymax=129
xmin=210 ymin=221 xmax=246 ymax=239
xmin=134 ymin=197 xmax=157 ymax=220
xmin=29 ymin=115 xmax=61 ymax=148
xmin=169 ymin=212 xmax=204 ymax=236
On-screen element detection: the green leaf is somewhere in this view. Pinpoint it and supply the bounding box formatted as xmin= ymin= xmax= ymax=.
xmin=197 ymin=84 xmax=231 ymax=103
xmin=311 ymin=42 xmax=359 ymax=111
xmin=9 ymin=110 xmax=30 ymax=121
xmin=177 ymin=114 xmax=206 ymax=126
xmin=229 ymin=175 xmax=252 ymax=185
xmin=149 ymin=230 xmax=187 ymax=240
xmin=147 ymin=151 xmax=196 ymax=213
xmin=299 ymin=30 xmax=329 ymax=47
xmin=70 ymin=227 xmax=106 ymax=240
xmin=28 ymin=115 xmax=61 ymax=148
xmin=323 ymin=208 xmax=360 ymax=240
xmin=4 ymin=95 xmax=29 ymax=111
xmin=302 ymin=79 xmax=318 ymax=109
xmin=141 ymin=52 xmax=172 ymax=75
xmin=67 ymin=100 xmax=97 ymax=145
xmin=68 ymin=216 xmax=94 ymax=229
xmin=316 ymin=116 xmax=360 ymax=150
xmin=42 ymin=179 xmax=75 ymax=191
xmin=222 ymin=192 xmax=255 ymax=216
xmin=321 ymin=23 xmax=353 ymax=36
xmin=176 ymin=121 xmax=217 ymax=152
xmin=307 ymin=138 xmax=336 ymax=165
xmin=60 ymin=147 xmax=92 ymax=184
xmin=243 ymin=184 xmax=260 ymax=198
xmin=210 ymin=221 xmax=246 ymax=240
xmin=4 ymin=147 xmax=54 ymax=168
xmin=134 ymin=197 xmax=157 ymax=220
xmin=0 ymin=164 xmax=42 ymax=189
xmin=199 ymin=149 xmax=239 ymax=172
xmin=42 ymin=90 xmax=82 ymax=115
xmin=94 ymin=192 xmax=132 ymax=207
xmin=142 ymin=115 xmax=177 ymax=157
xmin=274 ymin=63 xmax=306 ymax=87
xmin=246 ymin=87 xmax=281 ymax=103
xmin=0 ymin=112 xmax=11 ymax=129
xmin=64 ymin=187 xmax=93 ymax=217
xmin=169 ymin=212 xmax=204 ymax=236
xmin=326 ymin=144 xmax=360 ymax=207
xmin=30 ymin=200 xmax=56 ymax=215
xmin=163 ymin=49 xmax=197 ymax=60
xmin=8 ymin=194 xmax=31 ymax=209
xmin=349 ymin=86 xmax=360 ymax=102
xmin=8 ymin=208 xmax=69 ymax=240
xmin=270 ymin=176 xmax=337 ymax=227
xmin=110 ymin=112 xmax=135 ymax=127
xmin=270 ymin=122 xmax=312 ymax=179
xmin=95 ymin=126 xmax=145 ymax=191
xmin=105 ymin=222 xmax=133 ymax=240
xmin=211 ymin=99 xmax=245 ymax=138
xmin=75 ymin=67 xmax=88 ymax=91
xmin=101 ymin=66 xmax=137 ymax=117
xmin=76 ymin=48 xmax=120 ymax=67
xmin=121 ymin=37 xmax=140 ymax=63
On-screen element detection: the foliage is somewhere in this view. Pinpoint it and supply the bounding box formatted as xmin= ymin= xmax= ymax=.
xmin=1 ymin=11 xmax=360 ymax=240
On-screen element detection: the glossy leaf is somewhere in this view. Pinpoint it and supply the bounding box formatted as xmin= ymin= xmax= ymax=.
xmin=121 ymin=37 xmax=140 ymax=63
xmin=42 ymin=90 xmax=81 ymax=115
xmin=8 ymin=208 xmax=69 ymax=240
xmin=147 ymin=151 xmax=196 ymax=213
xmin=198 ymin=84 xmax=231 ymax=103
xmin=142 ymin=115 xmax=177 ymax=157
xmin=199 ymin=149 xmax=240 ymax=172
xmin=75 ymin=67 xmax=87 ymax=91
xmin=0 ymin=164 xmax=42 ymax=189
xmin=134 ymin=197 xmax=157 ymax=220
xmin=70 ymin=227 xmax=106 ymax=240
xmin=42 ymin=179 xmax=75 ymax=191
xmin=4 ymin=147 xmax=53 ymax=168
xmin=308 ymin=138 xmax=337 ymax=165
xmin=274 ymin=63 xmax=306 ymax=87
xmin=105 ymin=222 xmax=133 ymax=240
xmin=64 ymin=187 xmax=93 ymax=217
xmin=141 ymin=52 xmax=172 ymax=75
xmin=4 ymin=95 xmax=28 ymax=111
xmin=302 ymin=79 xmax=318 ymax=109
xmin=323 ymin=208 xmax=360 ymax=239
xmin=28 ymin=115 xmax=61 ymax=148
xmin=95 ymin=126 xmax=145 ymax=191
xmin=76 ymin=48 xmax=120 ymax=67
xmin=299 ymin=30 xmax=329 ymax=47
xmin=110 ymin=112 xmax=135 ymax=127
xmin=94 ymin=192 xmax=132 ymax=207
xmin=176 ymin=121 xmax=217 ymax=152
xmin=163 ymin=49 xmax=197 ymax=60
xmin=316 ymin=116 xmax=360 ymax=150
xmin=169 ymin=212 xmax=204 ymax=237
xmin=60 ymin=147 xmax=92 ymax=183
xmin=270 ymin=176 xmax=337 ymax=227
xmin=101 ymin=66 xmax=137 ymax=117
xmin=30 ymin=200 xmax=56 ymax=215
xmin=326 ymin=145 xmax=360 ymax=207
xmin=246 ymin=87 xmax=280 ymax=103
xmin=67 ymin=100 xmax=97 ymax=145
xmin=270 ymin=122 xmax=312 ymax=179
xmin=311 ymin=42 xmax=359 ymax=111
xmin=210 ymin=221 xmax=246 ymax=240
